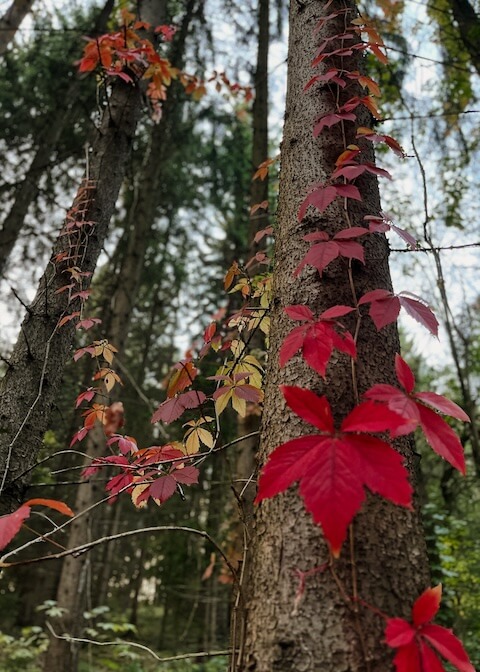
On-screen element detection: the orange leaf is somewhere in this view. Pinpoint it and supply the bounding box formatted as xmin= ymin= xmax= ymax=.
xmin=250 ymin=200 xmax=269 ymax=215
xmin=24 ymin=499 xmax=74 ymax=517
xmin=167 ymin=361 xmax=198 ymax=398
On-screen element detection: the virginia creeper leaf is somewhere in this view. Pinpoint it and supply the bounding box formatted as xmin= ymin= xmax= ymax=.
xmin=151 ymin=391 xmax=207 ymax=424
xmin=386 ymin=585 xmax=475 ymax=672
xmin=281 ymin=385 xmax=334 ymax=432
xmin=412 ymin=585 xmax=442 ymax=626
xmin=0 ymin=506 xmax=31 ymax=551
xmin=24 ymin=499 xmax=74 ymax=517
xmin=257 ymin=387 xmax=411 ymax=556
xmin=416 ymin=405 xmax=466 ymax=475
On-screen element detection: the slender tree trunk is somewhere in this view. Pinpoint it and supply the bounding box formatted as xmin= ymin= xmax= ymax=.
xmin=236 ymin=0 xmax=270 ymax=506
xmin=248 ymin=0 xmax=270 ymax=250
xmin=0 ymin=0 xmax=115 ymax=278
xmin=0 ymin=0 xmax=35 ymax=54
xmin=446 ymin=0 xmax=480 ymax=75
xmin=232 ymin=0 xmax=270 ymax=650
xmin=237 ymin=1 xmax=430 ymax=670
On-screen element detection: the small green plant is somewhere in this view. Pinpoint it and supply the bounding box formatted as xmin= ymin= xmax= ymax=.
xmin=0 ymin=627 xmax=48 ymax=672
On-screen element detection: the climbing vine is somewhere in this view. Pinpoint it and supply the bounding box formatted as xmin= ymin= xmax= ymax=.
xmin=0 ymin=3 xmax=475 ymax=671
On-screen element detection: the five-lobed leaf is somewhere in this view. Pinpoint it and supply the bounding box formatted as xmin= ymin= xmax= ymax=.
xmin=298 ymin=183 xmax=362 ymax=222
xmin=256 ymin=386 xmax=411 ymax=556
xmin=386 ymin=585 xmax=475 ymax=672
xmin=365 ymin=355 xmax=469 ymax=473
xmin=280 ymin=305 xmax=356 ymax=378
xmin=295 ymin=228 xmax=367 ymax=277
xmin=359 ymin=289 xmax=439 ymax=336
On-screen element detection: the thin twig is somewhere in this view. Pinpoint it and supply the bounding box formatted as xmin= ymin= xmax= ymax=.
xmin=46 ymin=622 xmax=230 ymax=663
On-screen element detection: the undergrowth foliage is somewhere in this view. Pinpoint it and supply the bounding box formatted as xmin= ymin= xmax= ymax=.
xmin=0 ymin=4 xmax=475 ymax=671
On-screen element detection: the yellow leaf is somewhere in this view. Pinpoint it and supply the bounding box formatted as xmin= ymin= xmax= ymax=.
xmin=231 ymin=393 xmax=246 ymax=417
xmin=215 ymin=389 xmax=232 ymax=416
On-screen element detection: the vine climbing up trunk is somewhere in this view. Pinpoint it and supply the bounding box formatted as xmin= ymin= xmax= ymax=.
xmin=236 ymin=1 xmax=431 ymax=670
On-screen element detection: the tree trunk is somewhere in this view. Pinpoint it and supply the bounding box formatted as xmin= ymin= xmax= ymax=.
xmin=0 ymin=82 xmax=143 ymax=516
xmin=43 ymin=4 xmax=195 ymax=667
xmin=237 ymin=1 xmax=430 ymax=670
xmin=0 ymin=0 xmax=115 ymax=278
xmin=0 ymin=0 xmax=35 ymax=54
xmin=446 ymin=0 xmax=480 ymax=76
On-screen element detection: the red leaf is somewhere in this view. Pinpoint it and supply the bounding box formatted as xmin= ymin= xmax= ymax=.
xmin=334 ymin=183 xmax=362 ymax=201
xmin=151 ymin=391 xmax=207 ymax=424
xmin=304 ymin=69 xmax=344 ymax=90
xmin=364 ymin=384 xmax=420 ymax=435
xmin=149 ymin=475 xmax=177 ymax=503
xmin=390 ymin=224 xmax=418 ymax=249
xmin=313 ymin=111 xmax=356 ymax=137
xmin=398 ymin=294 xmax=439 ymax=336
xmin=392 ymin=642 xmax=422 ymax=672
xmin=358 ymin=289 xmax=400 ymax=330
xmin=333 ymin=226 xmax=369 ymax=240
xmin=173 ymin=465 xmax=199 ymax=485
xmin=70 ymin=427 xmax=89 ymax=447
xmin=279 ymin=325 xmax=306 ymax=367
xmin=281 ymin=312 xmax=356 ymax=377
xmin=255 ymin=435 xmax=327 ymax=501
xmin=298 ymin=185 xmax=337 ymax=220
xmin=346 ymin=434 xmax=412 ymax=506
xmin=295 ymin=240 xmax=340 ymax=277
xmin=395 ymin=354 xmax=416 ymax=393
xmin=320 ymin=305 xmax=354 ymax=319
xmin=386 ymin=587 xmax=475 ymax=672
xmin=284 ymin=305 xmax=314 ymax=322
xmin=335 ymin=241 xmax=364 ymax=263
xmin=333 ymin=163 xmax=391 ymax=180
xmin=75 ymin=387 xmax=98 ymax=408
xmin=420 ymin=642 xmax=447 ymax=672
xmin=385 ymin=618 xmax=416 ymax=647
xmin=280 ymin=385 xmax=334 ymax=432
xmin=422 ymin=625 xmax=475 ymax=672
xmin=24 ymin=499 xmax=74 ymax=517
xmin=298 ymin=437 xmax=367 ymax=555
xmin=412 ymin=585 xmax=442 ymax=627
xmin=416 ymin=404 xmax=466 ymax=474
xmin=415 ymin=392 xmax=470 ymax=422
xmin=0 ymin=505 xmax=31 ymax=551
xmin=257 ymin=388 xmax=411 ymax=556
xmin=340 ymin=400 xmax=405 ymax=434
xmin=303 ymin=331 xmax=338 ymax=377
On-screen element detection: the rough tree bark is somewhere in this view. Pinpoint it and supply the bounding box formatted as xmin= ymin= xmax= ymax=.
xmin=0 ymin=0 xmax=35 ymax=54
xmin=237 ymin=1 xmax=431 ymax=670
xmin=0 ymin=0 xmax=115 ymax=278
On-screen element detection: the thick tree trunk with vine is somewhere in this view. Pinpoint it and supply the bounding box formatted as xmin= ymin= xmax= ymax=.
xmin=0 ymin=0 xmax=35 ymax=54
xmin=0 ymin=0 xmax=115 ymax=277
xmin=237 ymin=1 xmax=430 ymax=670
